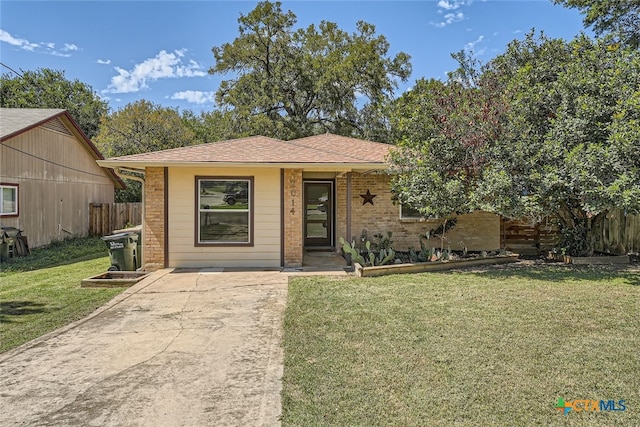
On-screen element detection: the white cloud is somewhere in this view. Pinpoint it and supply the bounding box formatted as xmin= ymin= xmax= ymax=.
xmin=0 ymin=29 xmax=79 ymax=57
xmin=49 ymin=51 xmax=72 ymax=58
xmin=437 ymin=0 xmax=469 ymax=11
xmin=465 ymin=35 xmax=484 ymax=52
xmin=0 ymin=29 xmax=39 ymax=51
xmin=433 ymin=0 xmax=472 ymax=27
xmin=97 ymin=59 xmax=111 ymax=65
xmin=171 ymin=90 xmax=216 ymax=104
xmin=434 ymin=12 xmax=465 ymax=28
xmin=105 ymin=49 xmax=207 ymax=94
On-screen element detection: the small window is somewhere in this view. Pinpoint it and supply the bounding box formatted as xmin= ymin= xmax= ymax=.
xmin=0 ymin=184 xmax=18 ymax=216
xmin=196 ymin=177 xmax=253 ymax=245
xmin=400 ymin=203 xmax=423 ymax=220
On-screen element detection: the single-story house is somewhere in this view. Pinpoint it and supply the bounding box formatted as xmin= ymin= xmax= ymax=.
xmin=97 ymin=134 xmax=501 ymax=270
xmin=0 ymin=108 xmax=124 ymax=248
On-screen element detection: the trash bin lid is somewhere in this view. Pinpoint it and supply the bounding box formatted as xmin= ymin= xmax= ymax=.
xmin=1 ymin=227 xmax=22 ymax=238
xmin=101 ymin=232 xmax=130 ymax=241
xmin=112 ymin=225 xmax=142 ymax=234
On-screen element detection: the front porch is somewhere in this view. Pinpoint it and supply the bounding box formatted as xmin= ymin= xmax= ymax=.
xmin=299 ymin=248 xmax=350 ymax=272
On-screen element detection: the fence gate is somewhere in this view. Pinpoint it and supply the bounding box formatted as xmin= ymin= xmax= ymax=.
xmin=89 ymin=203 xmax=142 ymax=236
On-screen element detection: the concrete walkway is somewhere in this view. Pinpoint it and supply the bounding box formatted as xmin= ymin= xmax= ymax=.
xmin=0 ymin=269 xmax=292 ymax=427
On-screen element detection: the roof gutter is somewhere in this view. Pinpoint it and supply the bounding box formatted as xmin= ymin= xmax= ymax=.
xmin=97 ymin=160 xmax=389 ymax=171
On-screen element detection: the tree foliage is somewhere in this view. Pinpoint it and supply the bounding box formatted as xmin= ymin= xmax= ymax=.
xmin=389 ymin=67 xmax=507 ymax=218
xmin=209 ymin=1 xmax=411 ymax=140
xmin=554 ymin=0 xmax=640 ymax=48
xmin=390 ymin=32 xmax=640 ymax=256
xmin=94 ymin=100 xmax=197 ymax=157
xmin=489 ymin=33 xmax=640 ymax=253
xmin=0 ymin=68 xmax=108 ymax=138
xmin=93 ymin=100 xmax=199 ymax=202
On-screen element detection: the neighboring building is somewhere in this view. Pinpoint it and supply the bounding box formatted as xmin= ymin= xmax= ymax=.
xmin=1 ymin=108 xmax=124 ymax=248
xmin=98 ymin=134 xmax=500 ymax=270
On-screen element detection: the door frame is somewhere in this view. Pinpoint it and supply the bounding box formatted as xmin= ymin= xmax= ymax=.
xmin=303 ymin=180 xmax=334 ymax=248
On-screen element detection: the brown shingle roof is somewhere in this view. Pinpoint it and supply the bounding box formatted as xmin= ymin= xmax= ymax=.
xmin=101 ymin=133 xmax=391 ymax=166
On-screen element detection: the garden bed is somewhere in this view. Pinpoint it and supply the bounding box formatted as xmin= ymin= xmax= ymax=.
xmin=81 ymin=271 xmax=149 ymax=288
xmin=548 ymin=252 xmax=631 ymax=265
xmin=570 ymin=255 xmax=630 ymax=265
xmin=353 ymin=253 xmax=520 ymax=277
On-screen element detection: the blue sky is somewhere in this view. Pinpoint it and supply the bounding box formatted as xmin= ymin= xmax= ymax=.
xmin=1 ymin=1 xmax=592 ymax=114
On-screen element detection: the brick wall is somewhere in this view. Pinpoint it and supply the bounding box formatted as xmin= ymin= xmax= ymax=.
xmin=283 ymin=169 xmax=303 ymax=267
xmin=143 ymin=167 xmax=165 ymax=271
xmin=337 ymin=172 xmax=501 ymax=252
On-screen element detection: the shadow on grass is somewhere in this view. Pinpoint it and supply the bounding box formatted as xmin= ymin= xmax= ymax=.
xmin=0 ymin=301 xmax=48 ymax=323
xmin=444 ymin=262 xmax=640 ymax=286
xmin=0 ymin=251 xmax=107 ymax=273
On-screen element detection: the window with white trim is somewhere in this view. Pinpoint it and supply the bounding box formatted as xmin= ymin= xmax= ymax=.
xmin=0 ymin=184 xmax=18 ymax=216
xmin=399 ymin=203 xmax=424 ymax=220
xmin=196 ymin=177 xmax=252 ymax=245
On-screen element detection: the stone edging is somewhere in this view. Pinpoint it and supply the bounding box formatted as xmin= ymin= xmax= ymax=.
xmin=354 ymin=254 xmax=520 ymax=277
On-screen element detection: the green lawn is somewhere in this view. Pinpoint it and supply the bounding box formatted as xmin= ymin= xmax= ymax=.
xmin=282 ymin=264 xmax=640 ymax=426
xmin=0 ymin=237 xmax=125 ymax=353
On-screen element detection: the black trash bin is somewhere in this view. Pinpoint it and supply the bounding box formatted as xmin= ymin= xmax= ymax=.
xmin=0 ymin=226 xmax=29 ymax=260
xmin=0 ymin=231 xmax=10 ymax=262
xmin=102 ymin=232 xmax=139 ymax=271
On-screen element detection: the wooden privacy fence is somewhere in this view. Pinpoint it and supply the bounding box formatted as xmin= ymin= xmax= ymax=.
xmin=89 ymin=203 xmax=142 ymax=236
xmin=503 ymin=209 xmax=640 ymax=256
xmin=593 ymin=209 xmax=640 ymax=255
xmin=503 ymin=217 xmax=559 ymax=256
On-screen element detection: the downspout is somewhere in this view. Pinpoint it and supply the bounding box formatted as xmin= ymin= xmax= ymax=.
xmin=346 ymin=172 xmax=352 ymax=243
xmin=114 ymin=167 xmax=145 ymax=271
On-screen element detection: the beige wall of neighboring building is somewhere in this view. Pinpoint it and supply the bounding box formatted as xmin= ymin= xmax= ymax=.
xmin=0 ymin=120 xmax=115 ymax=248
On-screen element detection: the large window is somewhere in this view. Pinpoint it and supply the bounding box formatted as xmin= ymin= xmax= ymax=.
xmin=196 ymin=177 xmax=253 ymax=245
xmin=0 ymin=184 xmax=18 ymax=216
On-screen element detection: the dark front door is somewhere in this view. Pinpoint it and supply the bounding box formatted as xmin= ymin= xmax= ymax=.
xmin=304 ymin=182 xmax=333 ymax=247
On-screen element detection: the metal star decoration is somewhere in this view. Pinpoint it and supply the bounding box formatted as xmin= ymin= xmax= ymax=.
xmin=360 ymin=189 xmax=377 ymax=205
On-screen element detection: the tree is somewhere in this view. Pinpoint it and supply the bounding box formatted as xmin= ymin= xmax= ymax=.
xmin=489 ymin=32 xmax=640 ymax=254
xmin=0 ymin=68 xmax=108 ymax=138
xmin=209 ymin=1 xmax=411 ymax=140
xmin=94 ymin=100 xmax=199 ymax=201
xmin=389 ymin=32 xmax=640 ymax=256
xmin=388 ymin=72 xmax=508 ymax=219
xmin=554 ymin=0 xmax=640 ymax=48
xmin=181 ymin=108 xmax=288 ymax=143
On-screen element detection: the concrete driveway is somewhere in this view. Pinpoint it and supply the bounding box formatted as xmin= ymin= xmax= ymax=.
xmin=0 ymin=269 xmax=288 ymax=427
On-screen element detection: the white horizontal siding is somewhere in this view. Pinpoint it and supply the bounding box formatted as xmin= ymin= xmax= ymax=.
xmin=167 ymin=167 xmax=282 ymax=268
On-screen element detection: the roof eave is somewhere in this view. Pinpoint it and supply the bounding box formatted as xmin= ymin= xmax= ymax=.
xmin=1 ymin=109 xmax=126 ymax=189
xmin=96 ymin=160 xmax=389 ymax=171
